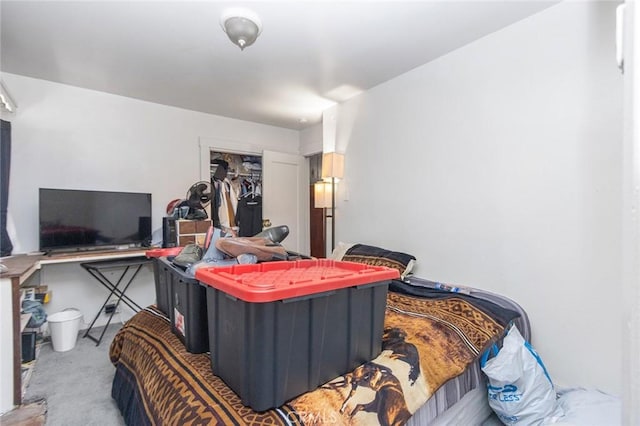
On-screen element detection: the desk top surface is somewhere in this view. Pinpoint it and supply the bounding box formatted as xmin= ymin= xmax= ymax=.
xmin=0 ymin=254 xmax=43 ymax=279
xmin=39 ymin=248 xmax=149 ymax=265
xmin=80 ymin=255 xmax=152 ymax=269
xmin=1 ymin=248 xmax=152 ymax=278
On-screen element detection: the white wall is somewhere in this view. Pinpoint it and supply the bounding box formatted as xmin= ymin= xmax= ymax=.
xmin=2 ymin=73 xmax=300 ymax=254
xmin=622 ymin=1 xmax=640 ymax=423
xmin=299 ymin=122 xmax=323 ymax=157
xmin=336 ymin=2 xmax=623 ymax=395
xmin=1 ymin=73 xmax=300 ymax=327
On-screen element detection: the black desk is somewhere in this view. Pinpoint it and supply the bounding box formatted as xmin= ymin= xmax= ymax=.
xmin=81 ymin=256 xmax=152 ymax=346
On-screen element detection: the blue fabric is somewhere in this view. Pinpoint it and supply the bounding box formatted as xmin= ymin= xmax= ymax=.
xmin=22 ymin=299 xmax=47 ymax=328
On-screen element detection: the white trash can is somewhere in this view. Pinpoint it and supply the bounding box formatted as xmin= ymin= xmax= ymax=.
xmin=48 ymin=309 xmax=83 ymax=352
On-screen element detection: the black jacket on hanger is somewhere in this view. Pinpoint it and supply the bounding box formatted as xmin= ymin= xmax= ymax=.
xmin=236 ymin=195 xmax=262 ymax=237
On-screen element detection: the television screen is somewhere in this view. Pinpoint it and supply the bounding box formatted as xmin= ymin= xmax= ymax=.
xmin=39 ymin=188 xmax=152 ymax=252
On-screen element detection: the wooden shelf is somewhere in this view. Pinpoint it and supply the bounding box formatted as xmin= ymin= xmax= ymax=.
xmin=20 ymin=313 xmax=31 ymax=333
xmin=176 ymin=219 xmax=211 ymax=246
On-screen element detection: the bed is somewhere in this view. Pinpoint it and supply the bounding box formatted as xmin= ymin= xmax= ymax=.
xmin=109 ymin=244 xmax=530 ymax=425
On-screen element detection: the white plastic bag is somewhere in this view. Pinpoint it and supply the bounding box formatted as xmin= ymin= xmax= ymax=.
xmin=480 ymin=326 xmax=562 ymax=425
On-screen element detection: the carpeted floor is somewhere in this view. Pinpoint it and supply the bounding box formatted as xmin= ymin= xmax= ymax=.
xmin=24 ymin=324 xmax=125 ymax=426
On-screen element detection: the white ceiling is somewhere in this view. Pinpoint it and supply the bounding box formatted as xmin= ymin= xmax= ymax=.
xmin=0 ymin=1 xmax=555 ymax=130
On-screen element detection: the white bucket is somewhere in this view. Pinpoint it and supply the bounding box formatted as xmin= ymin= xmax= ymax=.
xmin=48 ymin=309 xmax=83 ymax=352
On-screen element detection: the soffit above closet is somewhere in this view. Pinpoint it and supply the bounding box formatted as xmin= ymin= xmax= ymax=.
xmin=0 ymin=1 xmax=556 ymax=130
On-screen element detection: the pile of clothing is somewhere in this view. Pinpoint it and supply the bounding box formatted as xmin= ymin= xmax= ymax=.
xmin=171 ymin=225 xmax=295 ymax=277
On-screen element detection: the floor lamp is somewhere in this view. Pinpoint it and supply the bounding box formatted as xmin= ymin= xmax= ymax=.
xmin=321 ymin=152 xmax=344 ymax=253
xmin=314 ymin=181 xmax=332 ymax=256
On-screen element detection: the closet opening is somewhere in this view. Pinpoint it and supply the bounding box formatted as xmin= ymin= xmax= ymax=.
xmin=209 ymin=150 xmax=264 ymax=237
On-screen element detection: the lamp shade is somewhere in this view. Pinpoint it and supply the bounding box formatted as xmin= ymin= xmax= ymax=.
xmin=314 ymin=181 xmax=332 ymax=209
xmin=321 ymin=152 xmax=344 ymax=180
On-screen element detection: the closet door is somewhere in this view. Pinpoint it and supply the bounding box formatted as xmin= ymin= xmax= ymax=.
xmin=262 ymin=150 xmax=307 ymax=253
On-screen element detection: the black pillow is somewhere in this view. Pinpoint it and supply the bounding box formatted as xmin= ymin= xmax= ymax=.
xmin=340 ymin=243 xmax=416 ymax=279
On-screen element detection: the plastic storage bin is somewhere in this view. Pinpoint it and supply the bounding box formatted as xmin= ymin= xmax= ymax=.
xmin=156 ymin=256 xmax=209 ymax=353
xmin=146 ymin=247 xmax=182 ymax=316
xmin=196 ymin=259 xmax=399 ymax=411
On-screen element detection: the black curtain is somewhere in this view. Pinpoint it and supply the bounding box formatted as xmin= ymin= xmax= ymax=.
xmin=1 ymin=119 xmax=13 ymax=256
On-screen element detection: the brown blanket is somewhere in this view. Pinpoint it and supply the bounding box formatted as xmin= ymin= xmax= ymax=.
xmin=110 ymin=291 xmax=510 ymax=425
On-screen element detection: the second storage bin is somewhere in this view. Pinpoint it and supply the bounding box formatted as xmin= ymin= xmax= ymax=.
xmin=146 ymin=247 xmax=182 ymax=316
xmin=158 ymin=256 xmax=209 ymax=354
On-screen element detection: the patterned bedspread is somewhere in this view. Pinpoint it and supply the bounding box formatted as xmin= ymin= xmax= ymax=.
xmin=110 ymin=286 xmax=518 ymax=426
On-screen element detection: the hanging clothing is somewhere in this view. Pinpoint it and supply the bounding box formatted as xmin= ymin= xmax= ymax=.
xmin=211 ymin=178 xmax=222 ymax=228
xmin=236 ymin=195 xmax=263 ymax=237
xmin=0 ymin=120 xmax=13 ymax=256
xmin=218 ymin=178 xmax=239 ymax=230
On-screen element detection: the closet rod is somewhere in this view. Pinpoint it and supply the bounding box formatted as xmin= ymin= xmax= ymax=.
xmin=210 ymin=171 xmax=261 ymax=179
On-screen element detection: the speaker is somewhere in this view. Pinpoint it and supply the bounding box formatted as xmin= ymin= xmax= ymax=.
xmin=22 ymin=332 xmax=36 ymax=363
xmin=138 ymin=216 xmax=152 ymax=247
xmin=162 ymin=217 xmax=177 ymax=248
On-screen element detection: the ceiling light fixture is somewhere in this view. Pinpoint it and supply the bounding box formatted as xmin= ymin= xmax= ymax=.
xmin=220 ymin=8 xmax=262 ymax=51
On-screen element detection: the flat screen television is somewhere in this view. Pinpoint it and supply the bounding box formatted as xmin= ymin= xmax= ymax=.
xmin=39 ymin=188 xmax=152 ymax=253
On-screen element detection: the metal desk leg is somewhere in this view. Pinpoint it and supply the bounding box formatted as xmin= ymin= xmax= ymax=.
xmin=83 ymin=264 xmax=145 ymax=346
xmin=84 ymin=266 xmax=143 ymax=313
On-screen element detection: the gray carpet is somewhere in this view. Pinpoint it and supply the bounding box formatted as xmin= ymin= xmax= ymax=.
xmin=24 ymin=325 xmax=125 ymax=426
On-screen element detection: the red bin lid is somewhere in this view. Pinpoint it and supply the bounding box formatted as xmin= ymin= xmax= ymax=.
xmin=195 ymin=259 xmax=400 ymax=303
xmin=145 ymin=247 xmax=183 ymax=258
